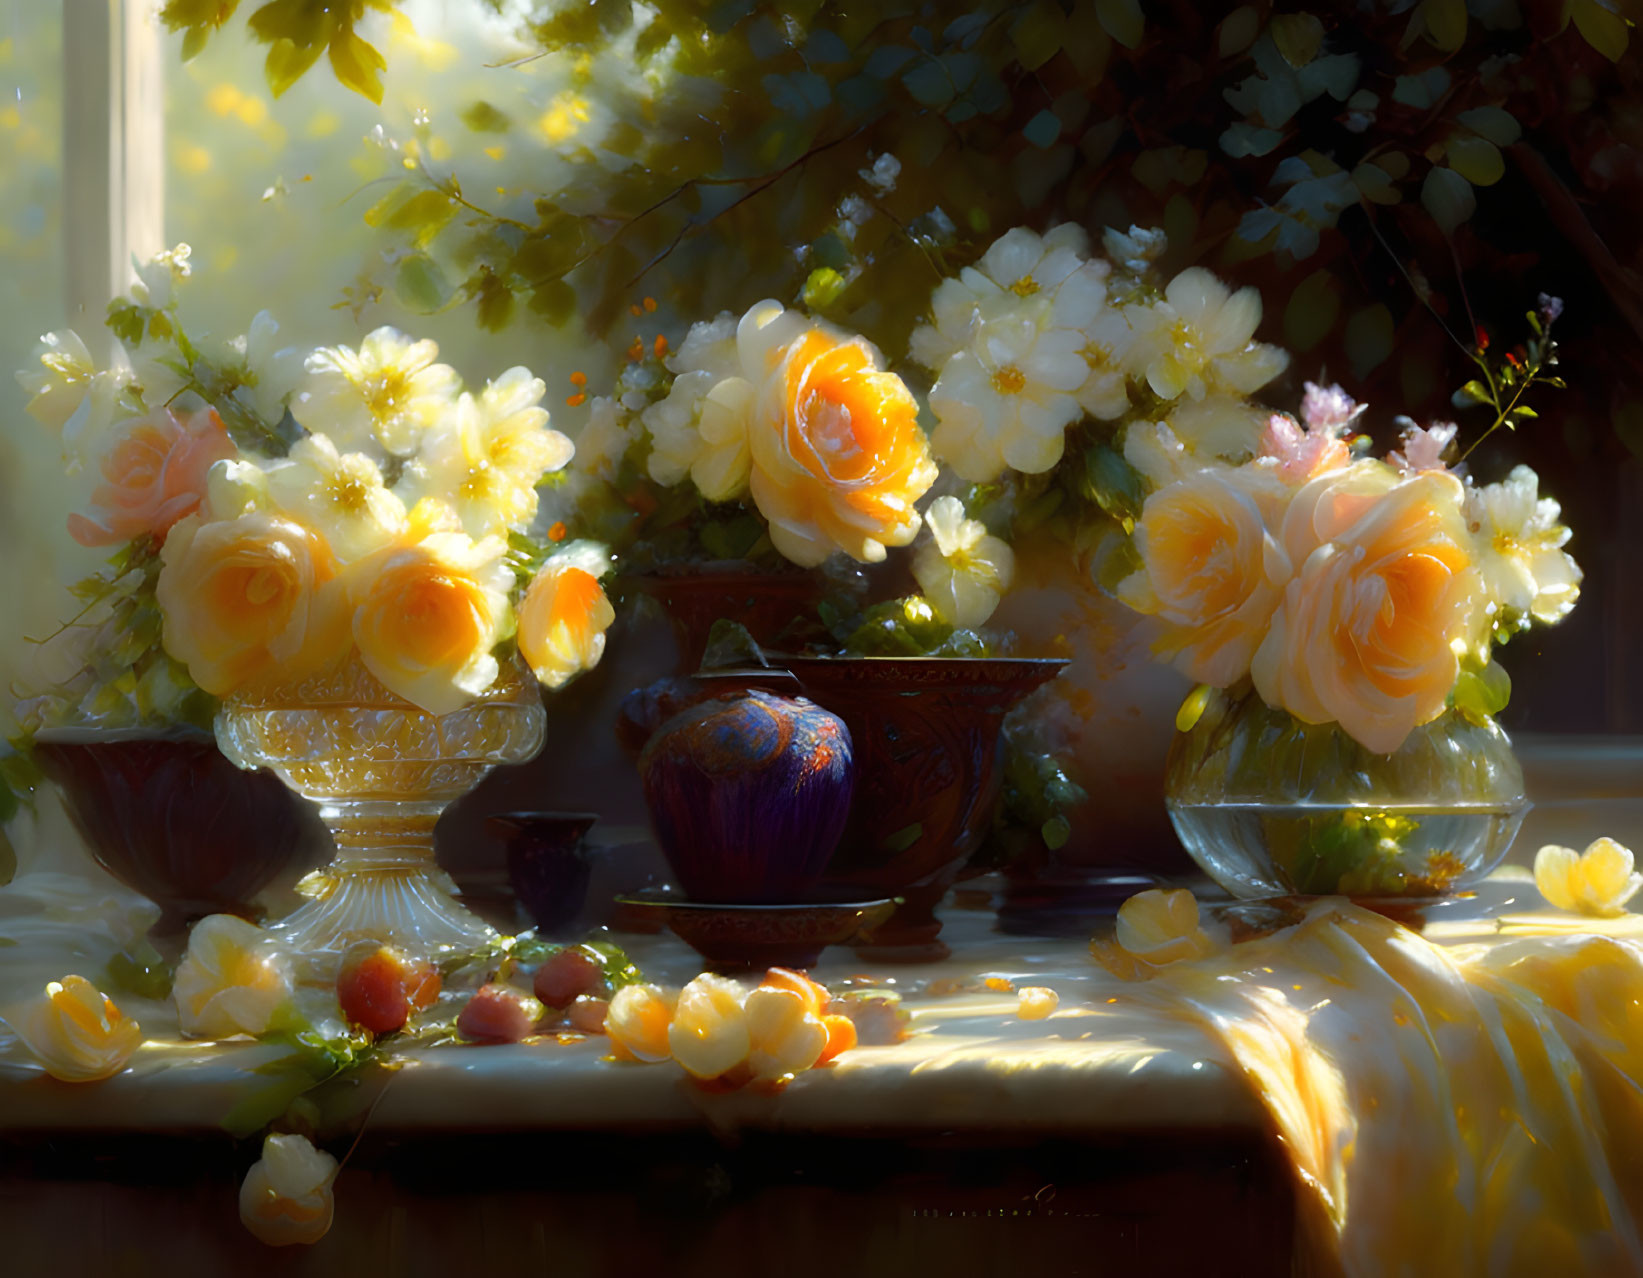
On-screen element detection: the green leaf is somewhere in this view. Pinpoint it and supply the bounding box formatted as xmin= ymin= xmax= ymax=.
xmin=882 ymin=822 xmax=924 ymax=852
xmin=383 ymin=189 xmax=458 ymax=248
xmin=1414 ymin=0 xmax=1467 ymax=51
xmin=529 ymin=278 xmax=578 ymax=325
xmin=1421 ymin=166 xmax=1476 ymax=235
xmin=1509 ymin=405 xmax=1538 ymax=421
xmin=1041 ymin=816 xmax=1071 ymax=850
xmin=1217 ymin=5 xmax=1261 ymax=56
xmin=1453 ymin=659 xmax=1511 ymax=721
xmin=1023 ymin=108 xmax=1062 ymax=149
xmin=1452 ymin=379 xmax=1492 ymax=408
xmin=473 ymin=270 xmax=515 ymax=332
xmin=1571 ymin=0 xmax=1629 ymax=61
xmin=1079 ymin=440 xmax=1146 ymax=526
xmin=1456 ymin=106 xmax=1521 ymax=146
xmin=802 ymin=267 xmax=847 ymax=310
xmin=264 ymin=36 xmax=325 ymax=98
xmin=1094 ymin=0 xmax=1144 ymax=49
xmin=0 ymin=774 xmax=17 ymax=827
xmin=394 ymin=253 xmax=452 ymax=312
xmin=1269 ymin=12 xmax=1324 ymax=66
xmin=1010 ymin=1 xmax=1069 ymax=70
xmin=460 ymin=100 xmax=513 ymax=133
xmin=1446 ymin=134 xmax=1504 ymax=187
xmin=328 ymin=25 xmax=386 ymax=104
xmin=180 ymin=25 xmax=211 ymax=60
xmin=1283 ymin=270 xmax=1342 ymax=354
xmin=580 ymin=941 xmax=643 ymax=991
xmin=1351 ymin=160 xmax=1402 ymax=205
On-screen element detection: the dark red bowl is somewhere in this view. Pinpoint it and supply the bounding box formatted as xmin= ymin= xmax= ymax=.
xmin=33 ymin=733 xmax=323 ymax=932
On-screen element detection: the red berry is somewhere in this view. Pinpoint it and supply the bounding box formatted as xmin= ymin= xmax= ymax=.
xmin=337 ymin=947 xmax=412 ymax=1035
xmin=457 ymin=984 xmax=541 ymax=1043
xmin=566 ymin=995 xmax=609 ymax=1035
xmin=533 ymin=948 xmax=604 ymax=1008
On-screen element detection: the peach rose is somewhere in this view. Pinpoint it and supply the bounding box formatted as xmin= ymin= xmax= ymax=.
xmin=1118 ymin=466 xmax=1292 ymax=687
xmin=745 ymin=308 xmax=938 ymax=566
xmin=67 ymin=407 xmax=236 ymax=547
xmin=517 ymin=551 xmax=615 ymax=691
xmin=1252 ymin=465 xmax=1475 ymax=754
xmin=347 ymin=509 xmax=512 ymax=716
xmin=157 ymin=512 xmax=349 ymax=697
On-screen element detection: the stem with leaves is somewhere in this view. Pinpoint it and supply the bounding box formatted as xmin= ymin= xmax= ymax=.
xmin=1456 ymin=296 xmax=1567 ymax=461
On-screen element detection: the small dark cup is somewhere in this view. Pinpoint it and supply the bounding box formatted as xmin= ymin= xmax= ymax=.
xmin=488 ymin=812 xmax=600 ymax=937
xmin=637 ymin=688 xmax=854 ymax=904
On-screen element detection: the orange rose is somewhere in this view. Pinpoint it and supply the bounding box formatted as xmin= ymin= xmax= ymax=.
xmin=1118 ymin=466 xmax=1291 ymax=687
xmin=158 ymin=513 xmax=348 ymax=696
xmin=348 ymin=510 xmax=512 ymax=715
xmin=67 ymin=407 xmax=236 ymax=547
xmin=517 ymin=551 xmax=615 ymax=691
xmin=745 ymin=311 xmax=938 ymax=566
xmin=1252 ymin=466 xmax=1476 ymax=754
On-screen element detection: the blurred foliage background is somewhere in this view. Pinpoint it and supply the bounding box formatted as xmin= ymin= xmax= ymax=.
xmin=4 ymin=0 xmax=1643 ymax=730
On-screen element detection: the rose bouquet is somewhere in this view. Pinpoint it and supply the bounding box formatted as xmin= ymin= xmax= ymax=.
xmin=5 ymin=249 xmax=616 ymax=943
xmin=1114 ymin=300 xmax=1578 ymax=895
xmin=559 ymin=289 xmax=1049 ymax=668
xmin=11 ymin=246 xmax=615 ymax=741
xmin=895 ymin=220 xmax=1294 ymax=867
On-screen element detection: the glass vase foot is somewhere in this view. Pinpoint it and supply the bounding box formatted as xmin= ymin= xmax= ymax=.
xmin=272 ymin=861 xmax=497 ymax=954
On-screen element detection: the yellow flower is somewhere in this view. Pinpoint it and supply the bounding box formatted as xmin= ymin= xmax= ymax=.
xmin=347 ymin=505 xmax=513 ymax=716
xmin=296 ymin=326 xmax=460 ymax=458
xmin=173 ymin=914 xmax=295 ymax=1039
xmin=1114 ymin=888 xmax=1216 ymax=964
xmin=605 ymin=983 xmax=678 ymax=1062
xmin=517 ymin=545 xmax=615 ymax=691
xmin=745 ymin=303 xmax=938 ymax=566
xmin=1252 ymin=465 xmax=1476 ymax=754
xmin=397 ymin=368 xmax=573 ymax=538
xmin=1535 ymin=838 xmax=1643 ymax=917
xmin=1016 ymin=986 xmax=1060 ymax=1020
xmin=912 ymin=495 xmax=1016 ymax=628
xmin=666 ymin=973 xmax=751 ymax=1080
xmin=743 ymin=985 xmax=829 ymax=1081
xmin=239 ymin=1133 xmax=337 ymax=1247
xmin=266 ymin=433 xmax=407 ymax=562
xmin=7 ymin=975 xmax=142 ymax=1081
xmin=157 ymin=512 xmax=351 ymax=698
xmin=1118 ymin=466 xmax=1291 ymax=688
xmin=1126 ymin=267 xmax=1289 ymax=402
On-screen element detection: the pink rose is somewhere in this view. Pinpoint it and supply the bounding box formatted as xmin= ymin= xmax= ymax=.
xmin=67 ymin=407 xmax=236 ymax=547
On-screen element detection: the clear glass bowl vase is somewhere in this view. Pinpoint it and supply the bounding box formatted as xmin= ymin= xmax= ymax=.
xmin=215 ymin=655 xmax=546 ymax=955
xmin=1165 ymin=688 xmax=1528 ymax=899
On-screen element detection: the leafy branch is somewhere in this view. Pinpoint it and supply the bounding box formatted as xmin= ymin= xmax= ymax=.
xmin=1455 ymin=295 xmax=1567 ymax=461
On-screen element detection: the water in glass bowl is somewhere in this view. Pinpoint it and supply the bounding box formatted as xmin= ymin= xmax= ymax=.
xmin=1168 ymin=801 xmax=1529 ymax=899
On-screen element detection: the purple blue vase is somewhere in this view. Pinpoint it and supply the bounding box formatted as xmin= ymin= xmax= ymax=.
xmin=638 ymin=688 xmax=854 ymax=904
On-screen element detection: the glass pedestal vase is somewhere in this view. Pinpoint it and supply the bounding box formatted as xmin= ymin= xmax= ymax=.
xmin=1166 ymin=688 xmax=1528 ymax=900
xmin=215 ymin=656 xmax=546 ymax=955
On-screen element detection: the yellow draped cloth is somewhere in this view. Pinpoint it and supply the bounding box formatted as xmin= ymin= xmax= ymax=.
xmin=1127 ymin=901 xmax=1643 ymax=1276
